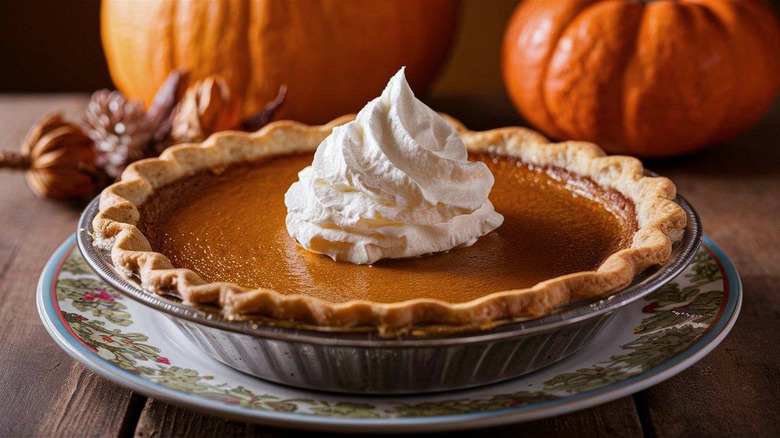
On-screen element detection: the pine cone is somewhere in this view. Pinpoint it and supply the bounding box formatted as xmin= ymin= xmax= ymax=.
xmin=16 ymin=114 xmax=101 ymax=201
xmin=168 ymin=77 xmax=242 ymax=146
xmin=85 ymin=90 xmax=153 ymax=178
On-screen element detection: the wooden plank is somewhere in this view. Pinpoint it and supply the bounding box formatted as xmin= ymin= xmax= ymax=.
xmin=637 ymin=282 xmax=780 ymax=436
xmin=135 ymin=399 xmax=269 ymax=437
xmin=0 ymin=96 xmax=141 ymax=437
xmin=636 ymin=101 xmax=780 ymax=437
xmin=457 ymin=397 xmax=643 ymax=437
xmin=135 ymin=397 xmax=641 ymax=437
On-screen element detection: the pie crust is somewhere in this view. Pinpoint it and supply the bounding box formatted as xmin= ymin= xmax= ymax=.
xmin=92 ymin=115 xmax=687 ymax=334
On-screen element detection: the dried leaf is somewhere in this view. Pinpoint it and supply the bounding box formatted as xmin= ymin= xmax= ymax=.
xmin=241 ymin=85 xmax=288 ymax=132
xmin=148 ymin=69 xmax=188 ymax=143
xmin=165 ymin=76 xmax=242 ymax=148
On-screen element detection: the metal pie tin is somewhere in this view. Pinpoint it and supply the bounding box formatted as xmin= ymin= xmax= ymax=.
xmin=77 ymin=195 xmax=701 ymax=394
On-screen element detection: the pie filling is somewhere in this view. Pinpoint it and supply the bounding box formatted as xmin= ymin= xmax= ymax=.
xmin=139 ymin=153 xmax=637 ymax=304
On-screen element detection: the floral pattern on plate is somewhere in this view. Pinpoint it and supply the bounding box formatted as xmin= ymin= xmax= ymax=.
xmin=45 ymin=240 xmax=731 ymax=420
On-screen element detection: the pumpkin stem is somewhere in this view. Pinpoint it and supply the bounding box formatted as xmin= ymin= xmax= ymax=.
xmin=0 ymin=150 xmax=31 ymax=170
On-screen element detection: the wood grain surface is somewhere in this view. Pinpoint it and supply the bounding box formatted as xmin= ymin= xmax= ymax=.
xmin=135 ymin=397 xmax=642 ymax=438
xmin=0 ymin=96 xmax=137 ymax=437
xmin=0 ymin=94 xmax=777 ymax=437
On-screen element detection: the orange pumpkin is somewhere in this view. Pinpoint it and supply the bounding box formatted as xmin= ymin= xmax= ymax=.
xmin=101 ymin=0 xmax=459 ymax=125
xmin=502 ymin=0 xmax=780 ymax=157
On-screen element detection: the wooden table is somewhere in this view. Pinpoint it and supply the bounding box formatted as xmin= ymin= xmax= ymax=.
xmin=0 ymin=94 xmax=777 ymax=437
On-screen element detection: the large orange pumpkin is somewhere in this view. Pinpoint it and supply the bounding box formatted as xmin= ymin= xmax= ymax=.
xmin=101 ymin=0 xmax=459 ymax=125
xmin=502 ymin=0 xmax=780 ymax=157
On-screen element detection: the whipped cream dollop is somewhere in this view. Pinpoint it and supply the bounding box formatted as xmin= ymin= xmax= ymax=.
xmin=285 ymin=68 xmax=503 ymax=264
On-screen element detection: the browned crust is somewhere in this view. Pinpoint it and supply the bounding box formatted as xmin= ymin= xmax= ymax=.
xmin=92 ymin=115 xmax=686 ymax=335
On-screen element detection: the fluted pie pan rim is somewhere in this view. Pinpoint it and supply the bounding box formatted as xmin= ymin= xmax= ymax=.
xmin=90 ymin=115 xmax=688 ymax=335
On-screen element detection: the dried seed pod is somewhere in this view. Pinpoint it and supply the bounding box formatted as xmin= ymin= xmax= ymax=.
xmin=168 ymin=77 xmax=242 ymax=146
xmin=0 ymin=114 xmax=102 ymax=201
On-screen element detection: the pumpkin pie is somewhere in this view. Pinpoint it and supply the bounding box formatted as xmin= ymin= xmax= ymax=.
xmin=92 ymin=113 xmax=685 ymax=335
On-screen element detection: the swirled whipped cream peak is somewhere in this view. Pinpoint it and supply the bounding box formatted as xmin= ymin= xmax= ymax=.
xmin=284 ymin=68 xmax=503 ymax=264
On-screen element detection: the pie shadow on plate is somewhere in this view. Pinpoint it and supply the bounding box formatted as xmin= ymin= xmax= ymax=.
xmin=76 ymin=192 xmax=702 ymax=395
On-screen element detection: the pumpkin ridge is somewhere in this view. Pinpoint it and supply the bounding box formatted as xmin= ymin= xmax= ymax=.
xmin=238 ymin=0 xmax=252 ymax=116
xmin=676 ymin=2 xmax=735 ymax=152
xmin=614 ymin=4 xmax=645 ymax=153
xmin=169 ymin=0 xmax=178 ymax=78
xmin=101 ymin=0 xmax=458 ymax=123
xmin=620 ymin=2 xmax=649 ymax=154
xmin=691 ymin=1 xmax=739 ymax=147
xmin=546 ymin=0 xmax=645 ymax=151
xmin=539 ymin=0 xmax=601 ymax=140
xmin=503 ymin=0 xmax=780 ymax=157
xmin=702 ymin=0 xmax=780 ymax=143
xmin=622 ymin=1 xmax=728 ymax=154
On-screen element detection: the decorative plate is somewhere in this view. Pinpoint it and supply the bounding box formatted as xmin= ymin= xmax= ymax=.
xmin=38 ymin=235 xmax=740 ymax=433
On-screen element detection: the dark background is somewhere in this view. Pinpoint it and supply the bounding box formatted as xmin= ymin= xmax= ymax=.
xmin=0 ymin=1 xmax=112 ymax=92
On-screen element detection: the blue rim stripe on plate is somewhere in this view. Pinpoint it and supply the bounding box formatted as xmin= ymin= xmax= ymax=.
xmin=37 ymin=234 xmax=742 ymax=432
